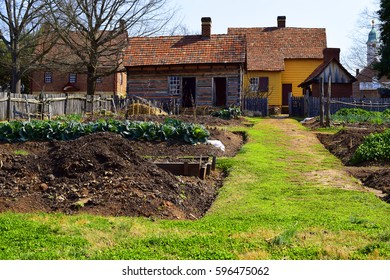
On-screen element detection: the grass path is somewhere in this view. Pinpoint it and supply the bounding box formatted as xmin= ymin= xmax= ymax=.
xmin=0 ymin=118 xmax=389 ymax=260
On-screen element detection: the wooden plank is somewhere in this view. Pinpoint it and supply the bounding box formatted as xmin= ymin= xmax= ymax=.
xmin=154 ymin=162 xmax=201 ymax=177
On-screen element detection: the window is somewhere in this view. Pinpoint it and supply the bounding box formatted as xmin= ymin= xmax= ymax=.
xmin=44 ymin=72 xmax=52 ymax=84
xmin=69 ymin=73 xmax=77 ymax=83
xmin=169 ymin=76 xmax=181 ymax=96
xmin=249 ymin=77 xmax=259 ymax=92
xmin=96 ymin=77 xmax=102 ymax=83
xmin=259 ymin=77 xmax=269 ymax=92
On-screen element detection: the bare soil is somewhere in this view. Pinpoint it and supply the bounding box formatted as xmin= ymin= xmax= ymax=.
xmin=0 ymin=116 xmax=245 ymax=219
xmin=311 ymin=120 xmax=390 ymax=203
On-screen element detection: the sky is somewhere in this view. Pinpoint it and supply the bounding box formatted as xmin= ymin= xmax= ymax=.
xmin=170 ymin=0 xmax=379 ymax=60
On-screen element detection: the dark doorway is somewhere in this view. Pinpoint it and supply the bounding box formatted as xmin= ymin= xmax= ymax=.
xmin=282 ymin=83 xmax=292 ymax=114
xmin=182 ymin=77 xmax=196 ymax=107
xmin=214 ymin=77 xmax=227 ymax=107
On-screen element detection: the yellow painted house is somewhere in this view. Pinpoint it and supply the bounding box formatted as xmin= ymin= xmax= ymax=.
xmin=229 ymin=16 xmax=327 ymax=112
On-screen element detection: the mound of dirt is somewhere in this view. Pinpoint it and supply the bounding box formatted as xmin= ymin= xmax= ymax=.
xmin=0 ymin=132 xmax=231 ymax=219
xmin=316 ymin=126 xmax=390 ymax=202
xmin=317 ymin=128 xmax=374 ymax=165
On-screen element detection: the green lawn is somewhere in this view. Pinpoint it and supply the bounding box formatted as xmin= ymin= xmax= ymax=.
xmin=1 ymin=118 xmax=389 ymax=260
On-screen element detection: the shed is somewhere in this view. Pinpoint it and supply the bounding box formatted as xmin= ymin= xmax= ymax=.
xmin=299 ymin=48 xmax=356 ymax=97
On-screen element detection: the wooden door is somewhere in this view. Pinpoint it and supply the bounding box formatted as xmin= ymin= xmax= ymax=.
xmin=282 ymin=84 xmax=292 ymax=113
xmin=182 ymin=77 xmax=196 ymax=107
xmin=214 ymin=78 xmax=227 ymax=107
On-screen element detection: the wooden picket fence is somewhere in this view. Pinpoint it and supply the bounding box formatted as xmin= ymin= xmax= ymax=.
xmin=0 ymin=92 xmax=115 ymax=121
xmin=289 ymin=96 xmax=390 ymax=118
xmin=241 ymin=96 xmax=269 ymax=116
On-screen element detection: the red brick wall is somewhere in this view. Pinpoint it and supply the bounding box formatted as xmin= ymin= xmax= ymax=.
xmin=30 ymin=71 xmax=118 ymax=95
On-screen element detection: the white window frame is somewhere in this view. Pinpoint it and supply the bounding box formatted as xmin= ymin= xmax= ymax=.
xmin=249 ymin=77 xmax=259 ymax=92
xmin=169 ymin=76 xmax=181 ymax=96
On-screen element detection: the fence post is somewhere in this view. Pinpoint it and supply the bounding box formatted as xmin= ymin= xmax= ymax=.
xmin=326 ymin=76 xmax=332 ymax=127
xmin=24 ymin=95 xmax=31 ymax=122
xmin=7 ymin=92 xmax=11 ymax=121
xmin=319 ymin=78 xmax=325 ymax=126
xmin=304 ymin=90 xmax=309 ymax=117
xmin=64 ymin=93 xmax=69 ymax=115
xmin=39 ymin=91 xmax=44 ymax=120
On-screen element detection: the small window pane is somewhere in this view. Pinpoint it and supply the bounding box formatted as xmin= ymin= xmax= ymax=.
xmin=249 ymin=77 xmax=259 ymax=92
xmin=44 ymin=72 xmax=52 ymax=84
xmin=169 ymin=76 xmax=180 ymax=96
xmin=69 ymin=73 xmax=77 ymax=83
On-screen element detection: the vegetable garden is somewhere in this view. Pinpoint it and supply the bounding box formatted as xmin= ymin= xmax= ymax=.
xmin=0 ymin=114 xmax=243 ymax=218
xmin=314 ymin=108 xmax=390 ymax=202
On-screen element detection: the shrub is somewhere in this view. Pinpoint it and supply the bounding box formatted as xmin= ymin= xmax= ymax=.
xmin=211 ymin=107 xmax=241 ymax=120
xmin=352 ymin=129 xmax=390 ymax=164
xmin=332 ymin=108 xmax=390 ymax=124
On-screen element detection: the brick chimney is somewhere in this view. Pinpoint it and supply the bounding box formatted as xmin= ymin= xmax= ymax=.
xmin=323 ymin=48 xmax=340 ymax=62
xmin=201 ymin=17 xmax=212 ymax=38
xmin=277 ymin=16 xmax=286 ymax=28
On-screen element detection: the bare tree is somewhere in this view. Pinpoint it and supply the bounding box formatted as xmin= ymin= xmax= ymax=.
xmin=44 ymin=0 xmax=176 ymax=96
xmin=342 ymin=4 xmax=380 ymax=74
xmin=0 ymin=0 xmax=52 ymax=93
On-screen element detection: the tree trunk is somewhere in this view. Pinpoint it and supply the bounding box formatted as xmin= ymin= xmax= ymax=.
xmin=87 ymin=66 xmax=97 ymax=114
xmin=11 ymin=41 xmax=21 ymax=94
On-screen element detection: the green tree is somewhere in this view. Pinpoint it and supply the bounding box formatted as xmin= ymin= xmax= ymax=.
xmin=375 ymin=0 xmax=390 ymax=77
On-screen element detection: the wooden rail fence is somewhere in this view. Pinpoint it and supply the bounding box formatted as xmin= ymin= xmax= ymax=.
xmin=0 ymin=92 xmax=115 ymax=121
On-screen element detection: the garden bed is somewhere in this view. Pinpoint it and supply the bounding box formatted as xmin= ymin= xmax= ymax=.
xmin=0 ymin=116 xmax=244 ymax=219
xmin=315 ymin=122 xmax=390 ymax=202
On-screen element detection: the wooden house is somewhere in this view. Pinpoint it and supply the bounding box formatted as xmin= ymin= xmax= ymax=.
xmin=123 ymin=18 xmax=246 ymax=108
xmin=299 ymin=48 xmax=357 ymax=97
xmin=228 ymin=16 xmax=327 ymax=112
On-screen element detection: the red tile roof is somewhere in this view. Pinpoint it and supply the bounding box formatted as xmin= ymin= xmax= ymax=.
xmin=123 ymin=34 xmax=245 ymax=67
xmin=228 ymin=27 xmax=327 ymax=71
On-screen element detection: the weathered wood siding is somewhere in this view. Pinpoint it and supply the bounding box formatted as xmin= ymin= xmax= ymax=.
xmin=196 ymin=77 xmax=213 ymax=105
xmin=227 ymin=76 xmax=240 ymax=105
xmin=126 ymin=64 xmax=242 ymax=107
xmin=316 ymin=61 xmax=353 ymax=84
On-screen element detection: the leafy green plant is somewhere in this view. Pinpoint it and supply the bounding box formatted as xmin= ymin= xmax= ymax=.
xmin=352 ymin=129 xmax=390 ymax=164
xmin=332 ymin=108 xmax=390 ymax=124
xmin=55 ymin=114 xmax=83 ymax=122
xmin=211 ymin=107 xmax=241 ymax=120
xmin=0 ymin=118 xmax=210 ymax=145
